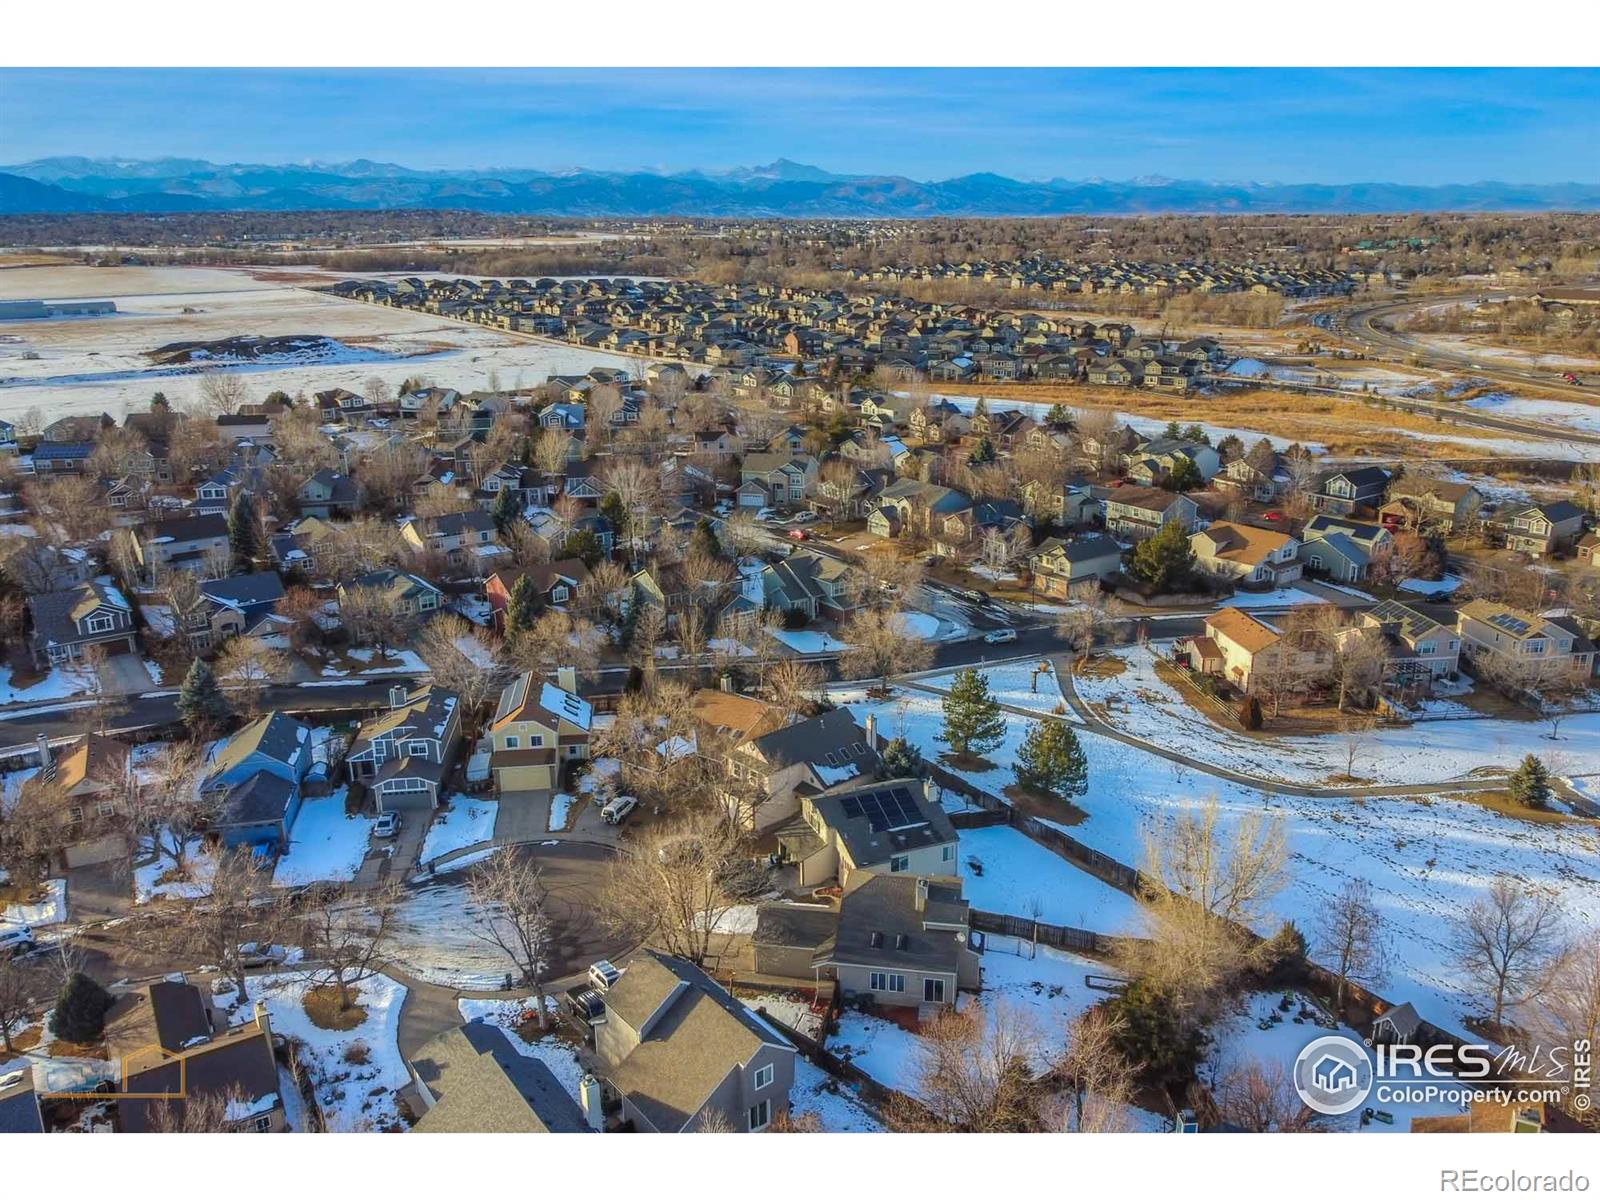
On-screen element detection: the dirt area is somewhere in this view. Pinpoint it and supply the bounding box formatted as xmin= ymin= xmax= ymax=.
xmin=1002 ymin=784 xmax=1089 ymax=826
xmin=302 ymin=986 xmax=369 ymax=1032
xmin=1413 ymin=789 xmax=1580 ymax=827
xmin=1071 ymin=655 xmax=1126 ymax=681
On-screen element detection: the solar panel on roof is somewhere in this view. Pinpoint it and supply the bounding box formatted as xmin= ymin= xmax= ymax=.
xmin=838 ymin=785 xmax=923 ymax=832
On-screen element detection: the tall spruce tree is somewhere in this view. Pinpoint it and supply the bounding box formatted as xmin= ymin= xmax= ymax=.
xmin=1507 ymin=753 xmax=1552 ymax=809
xmin=227 ymin=489 xmax=260 ymax=570
xmin=176 ymin=657 xmax=231 ymax=731
xmin=1130 ymin=519 xmax=1196 ymax=591
xmin=1016 ymin=718 xmax=1090 ymax=799
xmin=505 ymin=574 xmax=541 ymax=636
xmin=941 ymin=668 xmax=1006 ymax=761
xmin=50 ymin=972 xmax=114 ymax=1043
xmin=491 ymin=485 xmax=520 ymax=534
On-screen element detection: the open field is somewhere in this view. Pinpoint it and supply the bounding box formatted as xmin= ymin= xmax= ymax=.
xmin=0 ymin=264 xmax=650 ymax=421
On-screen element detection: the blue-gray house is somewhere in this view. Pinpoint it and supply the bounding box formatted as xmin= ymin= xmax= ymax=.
xmin=202 ymin=711 xmax=317 ymax=850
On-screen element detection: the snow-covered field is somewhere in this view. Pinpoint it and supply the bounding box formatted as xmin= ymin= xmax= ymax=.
xmin=0 ymin=266 xmax=656 ymax=422
xmin=916 ymin=661 xmax=1076 ymax=719
xmin=774 ymin=628 xmax=851 ymax=654
xmin=0 ymin=877 xmax=66 ymax=931
xmin=791 ymin=1057 xmax=885 ymax=1131
xmin=1463 ymin=392 xmax=1600 ymax=435
xmin=959 ymin=826 xmax=1145 ymax=935
xmin=0 ymin=664 xmax=92 ymax=705
xmin=1074 ymin=642 xmax=1585 ymax=788
xmin=271 ymin=791 xmax=372 ymax=887
xmin=832 ymin=678 xmax=1600 ymax=1037
xmin=420 ymin=796 xmax=497 ymax=864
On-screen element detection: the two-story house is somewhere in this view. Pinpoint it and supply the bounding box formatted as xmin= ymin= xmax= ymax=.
xmin=127 ymin=513 xmax=230 ymax=583
xmin=485 ymin=559 xmax=590 ymax=631
xmin=1102 ymin=487 xmax=1199 ymax=542
xmin=19 ymin=732 xmax=133 ymax=868
xmin=1351 ymin=600 xmax=1462 ymax=696
xmin=774 ymin=775 xmax=959 ymax=889
xmin=736 ymin=453 xmax=818 ymax=510
xmin=401 ymin=510 xmax=507 ymax=572
xmin=345 ymin=684 xmax=462 ymax=812
xmin=759 ymin=550 xmax=865 ymax=622
xmin=722 ymin=708 xmax=880 ymax=833
xmin=339 ymin=569 xmax=444 ymax=623
xmin=1310 ymin=466 xmax=1391 ymax=516
xmin=1455 ymin=599 xmax=1596 ymax=681
xmin=1189 ymin=522 xmax=1303 ymax=588
xmin=28 ymin=579 xmax=137 ymax=668
xmin=486 ymin=669 xmax=593 ymax=793
xmin=1028 ymin=535 xmax=1124 ymax=598
xmin=1493 ymin=501 xmax=1587 ymax=558
xmin=591 ymin=950 xmax=796 ymax=1133
xmin=297 ymin=469 xmax=360 ymax=519
xmin=1379 ymin=479 xmax=1483 ymax=535
xmin=1299 ymin=514 xmax=1392 ymax=583
xmin=1180 ymin=606 xmax=1326 ymax=697
xmin=201 ymin=711 xmax=321 ymax=850
xmin=169 ymin=572 xmax=286 ymax=653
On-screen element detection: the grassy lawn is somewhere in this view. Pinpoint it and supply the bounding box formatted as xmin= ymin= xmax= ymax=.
xmin=303 ymin=986 xmax=370 ymax=1033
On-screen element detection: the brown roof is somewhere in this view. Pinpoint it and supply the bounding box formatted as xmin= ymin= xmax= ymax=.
xmin=43 ymin=733 xmax=129 ymax=796
xmin=1193 ymin=521 xmax=1293 ymax=567
xmin=1206 ymin=607 xmax=1281 ymax=655
xmin=1106 ymin=485 xmax=1184 ymax=515
xmin=688 ymin=690 xmax=785 ymax=743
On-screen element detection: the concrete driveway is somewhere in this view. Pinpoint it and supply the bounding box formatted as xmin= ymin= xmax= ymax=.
xmin=352 ymin=812 xmax=425 ymax=889
xmin=492 ymin=791 xmax=552 ymax=843
xmin=98 ymin=652 xmax=155 ymax=695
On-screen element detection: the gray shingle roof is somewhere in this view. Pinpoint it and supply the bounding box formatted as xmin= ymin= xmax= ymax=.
xmin=411 ymin=1023 xmax=589 ymax=1134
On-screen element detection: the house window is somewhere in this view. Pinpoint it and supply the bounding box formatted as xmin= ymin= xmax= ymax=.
xmin=68 ymin=805 xmax=84 ymax=824
xmin=95 ymin=801 xmax=118 ymax=818
xmin=528 ymin=734 xmax=545 ymax=748
xmin=747 ymin=1099 xmax=771 ymax=1131
xmin=941 ymin=845 xmax=955 ymax=862
xmin=924 ymin=978 xmax=946 ymax=1004
xmin=504 ymin=736 xmax=520 ymax=750
xmin=753 ymin=1064 xmax=774 ymax=1091
xmin=889 ymin=854 xmax=909 ymax=873
xmin=85 ymin=614 xmax=115 ymax=634
xmin=252 ymin=1115 xmax=272 ymax=1133
xmin=869 ymin=972 xmax=905 ymax=993
xmin=551 ymin=586 xmax=568 ymax=604
xmin=408 ymin=741 xmax=428 ymax=756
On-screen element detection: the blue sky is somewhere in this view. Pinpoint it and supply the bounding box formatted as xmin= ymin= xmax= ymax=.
xmin=1 ymin=68 xmax=1594 ymax=182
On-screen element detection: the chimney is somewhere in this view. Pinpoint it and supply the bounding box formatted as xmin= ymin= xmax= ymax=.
xmin=864 ymin=714 xmax=878 ymax=752
xmin=388 ymin=685 xmax=407 ymax=709
xmin=580 ymin=1074 xmax=606 ymax=1132
xmin=924 ymin=777 xmax=941 ymax=808
xmin=719 ymin=671 xmax=734 ymax=694
xmin=557 ymin=665 xmax=577 ymax=693
xmin=253 ymin=1000 xmax=272 ymax=1039
xmin=915 ymin=877 xmax=928 ymax=913
xmin=35 ymin=735 xmax=51 ymax=771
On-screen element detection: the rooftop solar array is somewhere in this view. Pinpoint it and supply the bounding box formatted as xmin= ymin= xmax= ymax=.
xmin=838 ymin=785 xmax=924 ymax=832
xmin=1487 ymin=612 xmax=1532 ymax=635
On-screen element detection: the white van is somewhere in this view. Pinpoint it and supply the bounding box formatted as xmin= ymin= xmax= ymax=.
xmin=602 ymin=795 xmax=639 ymax=825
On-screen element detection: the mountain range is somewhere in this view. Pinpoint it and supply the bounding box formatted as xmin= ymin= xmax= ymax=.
xmin=2 ymin=157 xmax=1598 ymax=216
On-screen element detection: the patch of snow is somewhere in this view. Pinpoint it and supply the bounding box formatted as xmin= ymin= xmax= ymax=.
xmin=271 ymin=790 xmax=372 ymax=886
xmin=420 ymin=797 xmax=498 ymax=863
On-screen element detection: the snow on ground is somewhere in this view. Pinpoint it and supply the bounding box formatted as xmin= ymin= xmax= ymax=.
xmin=420 ymin=796 xmax=498 ymax=864
xmin=1219 ymin=585 xmax=1372 ymax=609
xmin=271 ymin=790 xmax=372 ymax=887
xmin=707 ymin=637 xmax=755 ymax=657
xmin=224 ymin=971 xmax=411 ymax=1131
xmin=831 ymin=677 xmax=1600 ymax=1038
xmin=0 ymin=878 xmax=67 ymax=931
xmin=831 ymin=1009 xmax=927 ymax=1098
xmin=740 ymin=991 xmax=828 ymax=1042
xmin=971 ymin=936 xmax=1121 ymax=1069
xmin=452 ymin=634 xmax=499 ymax=669
xmin=791 ymin=1058 xmax=885 ymax=1131
xmin=1203 ymin=991 xmax=1466 ymax=1133
xmin=457 ymin=998 xmax=586 ymax=1103
xmin=548 ymin=793 xmax=574 ymax=831
xmin=576 ymin=757 xmax=621 ymax=795
xmin=1074 ymin=642 xmax=1585 ymax=788
xmin=390 ymin=880 xmax=514 ymax=989
xmin=133 ymin=839 xmax=218 ymax=904
xmin=916 ymin=661 xmax=1077 ymax=719
xmin=894 ymin=612 xmax=940 ymax=640
xmin=959 ymin=826 xmax=1145 ymax=935
xmin=1464 ymin=393 xmax=1600 ymax=435
xmin=774 ymin=628 xmax=852 ymax=654
xmin=323 ymin=648 xmax=428 ymax=677
xmin=0 ymin=664 xmax=91 ymax=705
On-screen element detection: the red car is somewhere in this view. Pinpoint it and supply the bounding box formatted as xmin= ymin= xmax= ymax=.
xmin=788 ymin=528 xmax=809 ymax=541
xmin=1263 ymin=510 xmax=1284 ymax=521
xmin=1563 ymin=373 xmax=1582 ymax=385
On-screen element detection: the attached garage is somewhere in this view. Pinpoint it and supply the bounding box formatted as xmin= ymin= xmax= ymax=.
xmin=491 ymin=749 xmax=556 ymax=794
xmin=63 ymin=834 xmax=128 ymax=869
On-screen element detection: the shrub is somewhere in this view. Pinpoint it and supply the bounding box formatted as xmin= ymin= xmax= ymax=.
xmin=50 ymin=972 xmax=115 ymax=1044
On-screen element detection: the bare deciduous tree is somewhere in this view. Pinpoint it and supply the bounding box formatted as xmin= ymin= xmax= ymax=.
xmin=1215 ymin=1058 xmax=1314 ymax=1132
xmin=597 ymin=814 xmax=745 ymax=967
xmin=465 ymin=850 xmax=556 ymax=1028
xmin=837 ymin=606 xmax=935 ymax=690
xmin=1315 ymin=878 xmax=1389 ymax=1013
xmin=158 ymin=856 xmax=285 ymax=1015
xmin=1056 ymin=1007 xmax=1140 ymax=1133
xmin=1457 ymin=876 xmax=1565 ymax=1029
xmin=214 ymin=636 xmax=289 ymax=718
xmin=297 ymin=882 xmax=403 ymax=1014
xmin=898 ymin=1002 xmax=1043 ymax=1132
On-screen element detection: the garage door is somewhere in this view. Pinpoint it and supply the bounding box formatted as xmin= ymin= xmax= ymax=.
xmin=64 ymin=834 xmax=128 ymax=868
xmin=496 ymin=763 xmax=553 ymax=792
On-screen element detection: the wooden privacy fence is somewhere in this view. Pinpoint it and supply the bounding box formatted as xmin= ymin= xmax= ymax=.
xmin=970 ymin=908 xmax=1128 ymax=956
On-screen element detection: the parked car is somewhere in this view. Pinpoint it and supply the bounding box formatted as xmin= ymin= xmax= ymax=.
xmin=0 ymin=927 xmax=36 ymax=959
xmin=237 ymin=942 xmax=289 ymax=969
xmin=788 ymin=528 xmax=809 ymax=541
xmin=791 ymin=510 xmax=819 ymax=524
xmin=984 ymin=627 xmax=1018 ymax=644
xmin=1263 ymin=510 xmax=1284 ymax=521
xmin=602 ymin=795 xmax=639 ymax=825
xmin=374 ymin=811 xmax=403 ymax=838
xmin=588 ymin=960 xmax=622 ymax=992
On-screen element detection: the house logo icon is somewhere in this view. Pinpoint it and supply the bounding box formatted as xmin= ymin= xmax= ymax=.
xmin=1293 ymin=1035 xmax=1374 ymax=1116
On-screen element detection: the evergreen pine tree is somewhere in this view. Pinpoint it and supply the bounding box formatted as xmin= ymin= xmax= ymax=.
xmin=1015 ymin=718 xmax=1089 ymax=798
xmin=1130 ymin=519 xmax=1196 ymax=591
xmin=1163 ymin=457 xmax=1203 ymax=493
xmin=227 ymin=489 xmax=260 ymax=570
xmin=1507 ymin=753 xmax=1552 ymax=809
xmin=880 ymin=735 xmax=924 ymax=778
xmin=491 ymin=485 xmax=520 ymax=534
xmin=973 ymin=396 xmax=988 ymax=417
xmin=505 ymin=574 xmax=541 ymax=636
xmin=691 ymin=517 xmax=722 ymax=560
xmin=941 ymin=668 xmax=1006 ymax=761
xmin=176 ymin=657 xmax=231 ymax=730
xmin=562 ymin=529 xmax=603 ymax=568
xmin=50 ymin=972 xmax=114 ymax=1044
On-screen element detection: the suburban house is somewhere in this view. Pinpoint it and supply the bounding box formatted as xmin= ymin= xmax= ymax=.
xmin=932 ymin=498 xmax=1028 ymax=560
xmin=1214 ymin=455 xmax=1285 ymax=502
xmin=296 ymin=469 xmax=361 ymax=519
xmin=1180 ymin=607 xmax=1325 ymax=695
xmin=1492 ymin=501 xmax=1587 ymax=558
xmin=760 ymin=550 xmax=864 ymax=622
xmin=1309 ymin=466 xmax=1391 ymax=516
xmin=721 ymin=708 xmax=880 ymax=833
xmin=756 ymin=873 xmax=980 ymax=1012
xmin=591 ymin=950 xmax=796 ymax=1133
xmin=486 ymin=669 xmax=593 ymax=793
xmin=1455 ymin=600 xmax=1597 ymax=680
xmin=171 ymin=572 xmax=286 ymax=652
xmin=1189 ymin=522 xmax=1303 ymax=588
xmin=401 ymin=510 xmax=507 ymax=571
xmin=21 ymin=732 xmax=133 ymax=868
xmin=409 ymin=1022 xmax=589 ymax=1134
xmin=1379 ymin=479 xmax=1483 ymax=534
xmin=27 ymin=579 xmax=136 ymax=668
xmin=1029 ymin=535 xmax=1124 ymax=598
xmin=345 ymin=684 xmax=463 ymax=812
xmin=1102 ymin=487 xmax=1199 ymax=541
xmin=339 ymin=569 xmax=444 ymax=621
xmin=1299 ymin=514 xmax=1392 ymax=583
xmin=1352 ymin=599 xmax=1462 ymax=694
xmin=737 ymin=453 xmax=817 ymax=509
xmin=773 ymin=775 xmax=959 ymax=889
xmin=1021 ymin=479 xmax=1101 ymax=526
xmin=201 ymin=711 xmax=321 ymax=850
xmin=111 ymin=980 xmax=284 ymax=1133
xmin=869 ymin=478 xmax=971 ymax=540
xmin=1122 ymin=437 xmax=1220 ymax=485
xmin=128 ymin=513 xmax=230 ymax=582
xmin=485 ymin=559 xmax=590 ymax=630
